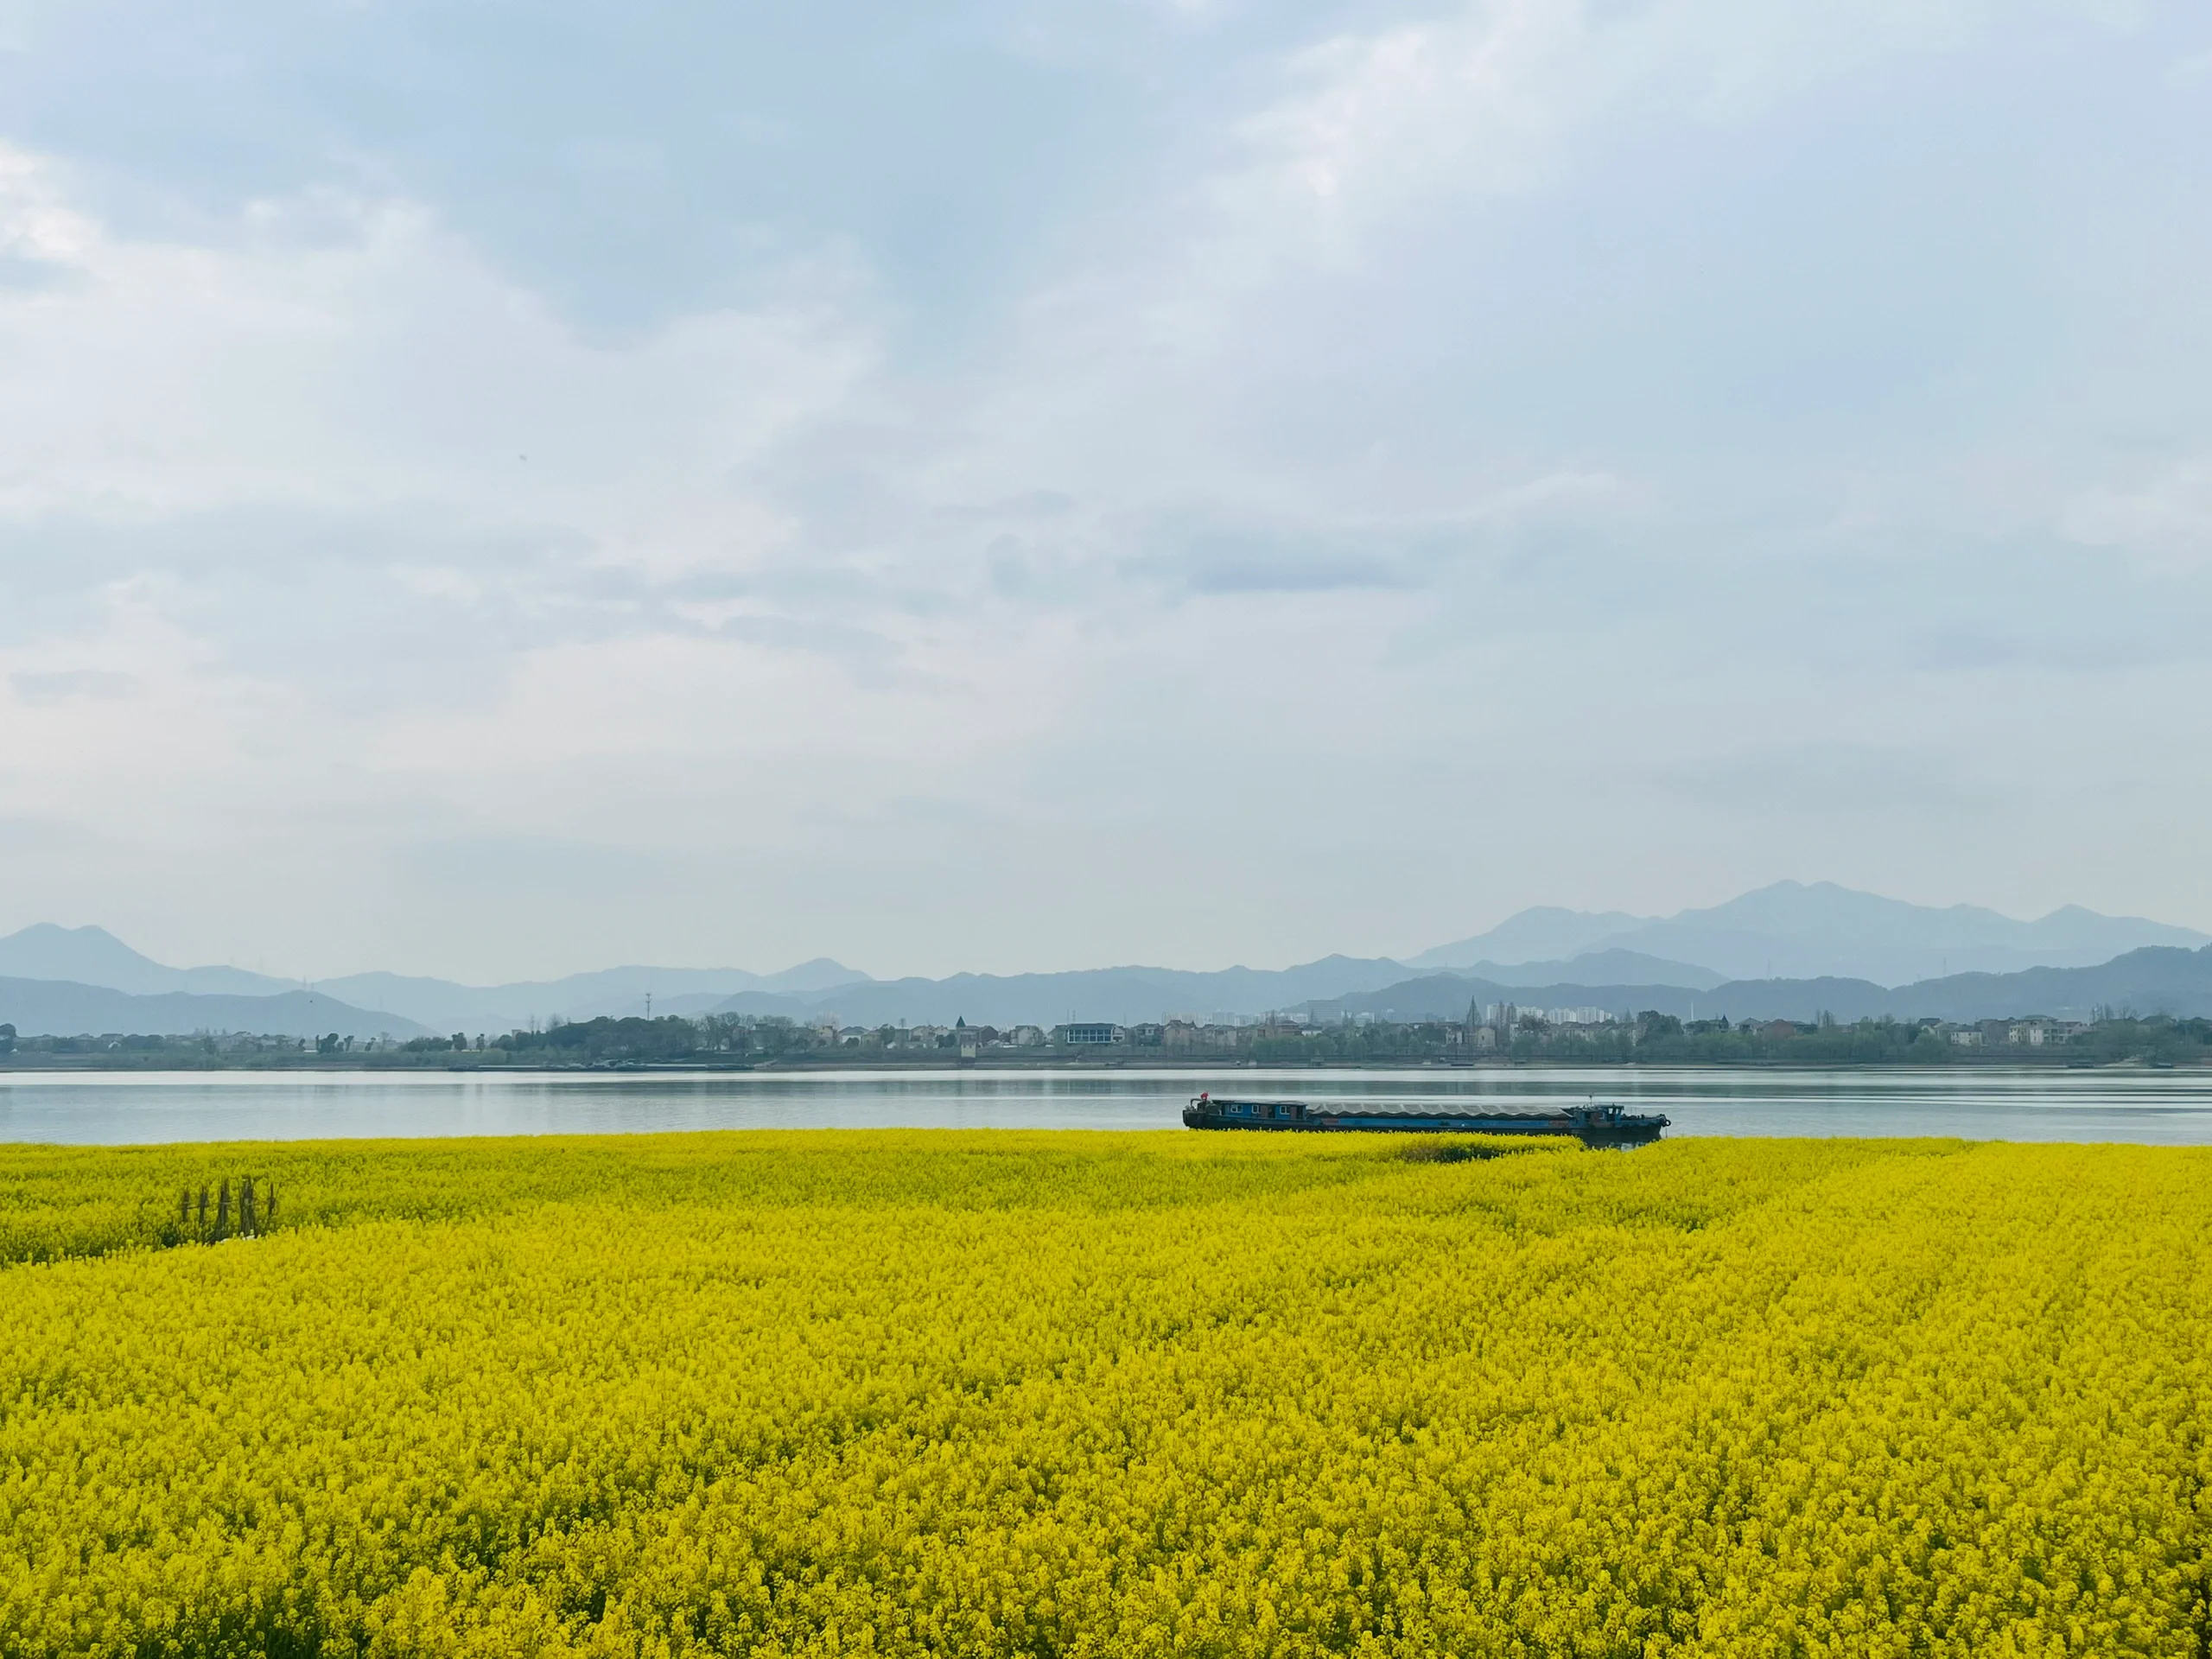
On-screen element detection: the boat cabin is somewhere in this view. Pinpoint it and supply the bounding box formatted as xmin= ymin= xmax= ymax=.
xmin=1192 ymin=1094 xmax=1306 ymax=1124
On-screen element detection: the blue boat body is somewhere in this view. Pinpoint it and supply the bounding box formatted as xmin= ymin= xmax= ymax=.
xmin=1181 ymin=1094 xmax=1668 ymax=1147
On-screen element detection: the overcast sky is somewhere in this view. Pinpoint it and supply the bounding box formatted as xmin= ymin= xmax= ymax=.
xmin=3 ymin=0 xmax=2209 ymax=982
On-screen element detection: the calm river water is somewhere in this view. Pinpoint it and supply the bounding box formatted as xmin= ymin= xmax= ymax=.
xmin=3 ymin=1066 xmax=2210 ymax=1145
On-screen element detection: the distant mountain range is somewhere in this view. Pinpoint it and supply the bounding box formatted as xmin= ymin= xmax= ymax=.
xmin=1299 ymin=944 xmax=2212 ymax=1027
xmin=1427 ymin=950 xmax=1728 ymax=993
xmin=0 ymin=924 xmax=295 ymax=998
xmin=0 ymin=925 xmax=870 ymax=1039
xmin=0 ymin=976 xmax=435 ymax=1041
xmin=308 ymin=959 xmax=868 ymax=1033
xmin=1 ymin=881 xmax=2208 ymax=1039
xmin=1405 ymin=907 xmax=1653 ymax=970
xmin=1408 ymin=881 xmax=2206 ymax=986
xmin=702 ymin=957 xmax=1424 ymax=1031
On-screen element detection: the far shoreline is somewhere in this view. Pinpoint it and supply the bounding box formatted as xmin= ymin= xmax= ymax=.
xmin=2 ymin=1054 xmax=2202 ymax=1076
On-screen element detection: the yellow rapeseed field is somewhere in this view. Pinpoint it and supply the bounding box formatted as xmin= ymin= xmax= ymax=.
xmin=0 ymin=1131 xmax=2206 ymax=1657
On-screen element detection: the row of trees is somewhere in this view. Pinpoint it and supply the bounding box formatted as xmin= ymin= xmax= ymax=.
xmin=473 ymin=1011 xmax=2212 ymax=1067
xmin=1444 ymin=1011 xmax=2212 ymax=1066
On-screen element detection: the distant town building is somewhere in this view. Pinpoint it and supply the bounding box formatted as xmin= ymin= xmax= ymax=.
xmin=1053 ymin=1022 xmax=1118 ymax=1046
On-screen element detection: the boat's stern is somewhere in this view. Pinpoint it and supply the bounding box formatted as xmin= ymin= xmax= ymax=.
xmin=1568 ymin=1102 xmax=1670 ymax=1147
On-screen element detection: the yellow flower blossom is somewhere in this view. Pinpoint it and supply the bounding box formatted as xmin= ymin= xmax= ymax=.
xmin=0 ymin=1132 xmax=2203 ymax=1656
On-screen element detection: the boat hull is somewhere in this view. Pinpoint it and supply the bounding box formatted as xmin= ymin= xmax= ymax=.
xmin=1181 ymin=1099 xmax=1668 ymax=1148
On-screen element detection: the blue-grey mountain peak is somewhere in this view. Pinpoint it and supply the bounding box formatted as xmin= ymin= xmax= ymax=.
xmin=1410 ymin=882 xmax=2208 ymax=988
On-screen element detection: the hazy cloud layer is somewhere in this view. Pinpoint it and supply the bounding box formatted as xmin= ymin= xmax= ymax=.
xmin=1 ymin=0 xmax=2209 ymax=979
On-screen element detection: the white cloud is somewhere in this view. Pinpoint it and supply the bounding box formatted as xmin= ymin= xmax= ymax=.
xmin=0 ymin=148 xmax=876 ymax=550
xmin=2061 ymin=461 xmax=2212 ymax=571
xmin=1222 ymin=0 xmax=2021 ymax=230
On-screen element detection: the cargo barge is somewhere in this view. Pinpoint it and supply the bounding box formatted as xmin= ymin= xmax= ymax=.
xmin=1181 ymin=1093 xmax=1668 ymax=1148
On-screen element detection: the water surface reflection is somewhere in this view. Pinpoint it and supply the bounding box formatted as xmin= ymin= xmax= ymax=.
xmin=3 ymin=1065 xmax=2210 ymax=1145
